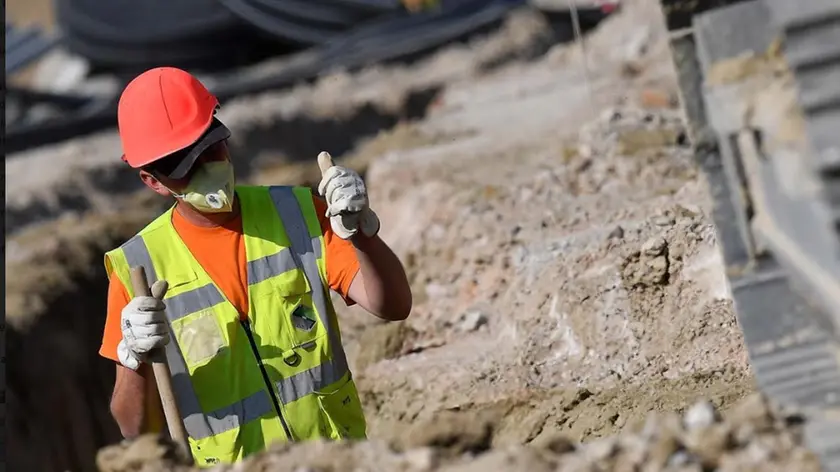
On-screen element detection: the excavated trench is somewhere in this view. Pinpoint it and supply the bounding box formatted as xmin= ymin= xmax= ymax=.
xmin=7 ymin=209 xmax=157 ymax=472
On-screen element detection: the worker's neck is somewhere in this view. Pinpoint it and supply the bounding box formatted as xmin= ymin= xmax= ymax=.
xmin=175 ymin=197 xmax=240 ymax=228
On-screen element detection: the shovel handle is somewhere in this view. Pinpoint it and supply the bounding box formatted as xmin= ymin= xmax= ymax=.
xmin=130 ymin=266 xmax=190 ymax=450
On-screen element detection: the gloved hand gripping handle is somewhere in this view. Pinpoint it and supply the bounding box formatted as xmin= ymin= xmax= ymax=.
xmin=130 ymin=266 xmax=191 ymax=460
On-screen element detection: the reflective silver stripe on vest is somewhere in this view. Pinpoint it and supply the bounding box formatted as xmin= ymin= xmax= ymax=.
xmin=268 ymin=186 xmax=351 ymax=404
xmin=277 ymin=355 xmax=347 ymax=404
xmin=166 ymin=283 xmax=225 ymax=321
xmin=247 ymin=242 xmax=323 ymax=286
xmin=121 ymin=234 xmax=272 ymax=440
xmin=183 ymin=390 xmax=274 ymax=440
xmin=123 ymin=235 xmax=157 ymax=288
xmin=248 ymin=248 xmax=296 ymax=285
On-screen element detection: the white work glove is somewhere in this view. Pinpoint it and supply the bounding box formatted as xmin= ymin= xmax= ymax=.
xmin=118 ymin=280 xmax=170 ymax=371
xmin=317 ymin=151 xmax=380 ymax=240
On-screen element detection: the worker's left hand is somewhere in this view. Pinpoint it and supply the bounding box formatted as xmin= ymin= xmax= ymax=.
xmin=317 ymin=151 xmax=380 ymax=240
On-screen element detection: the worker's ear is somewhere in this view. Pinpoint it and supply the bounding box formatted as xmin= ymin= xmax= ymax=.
xmin=139 ymin=170 xmax=174 ymax=197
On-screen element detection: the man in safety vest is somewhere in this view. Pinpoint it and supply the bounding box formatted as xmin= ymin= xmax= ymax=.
xmin=98 ymin=67 xmax=412 ymax=466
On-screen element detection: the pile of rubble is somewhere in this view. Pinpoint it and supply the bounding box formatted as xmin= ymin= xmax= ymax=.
xmin=96 ymin=393 xmax=821 ymax=472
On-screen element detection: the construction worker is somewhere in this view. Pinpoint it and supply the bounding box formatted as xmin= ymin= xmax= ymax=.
xmin=98 ymin=67 xmax=412 ymax=466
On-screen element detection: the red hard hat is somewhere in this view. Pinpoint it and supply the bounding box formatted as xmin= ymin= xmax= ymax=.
xmin=118 ymin=67 xmax=219 ymax=169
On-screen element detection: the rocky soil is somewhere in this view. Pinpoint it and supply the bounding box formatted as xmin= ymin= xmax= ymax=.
xmin=6 ymin=0 xmax=825 ymax=471
xmin=96 ymin=393 xmax=821 ymax=472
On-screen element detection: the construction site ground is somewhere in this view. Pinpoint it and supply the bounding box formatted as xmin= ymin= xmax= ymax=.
xmin=5 ymin=1 xmax=824 ymax=471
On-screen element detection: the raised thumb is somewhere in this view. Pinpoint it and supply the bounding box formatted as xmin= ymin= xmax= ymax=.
xmin=151 ymin=280 xmax=169 ymax=300
xmin=317 ymin=151 xmax=335 ymax=176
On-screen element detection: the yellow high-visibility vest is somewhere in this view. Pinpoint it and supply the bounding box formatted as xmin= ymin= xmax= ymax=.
xmin=104 ymin=185 xmax=367 ymax=467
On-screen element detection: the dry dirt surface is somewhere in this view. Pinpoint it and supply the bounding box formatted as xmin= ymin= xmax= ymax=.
xmin=96 ymin=393 xmax=821 ymax=472
xmin=7 ymin=0 xmax=825 ymax=471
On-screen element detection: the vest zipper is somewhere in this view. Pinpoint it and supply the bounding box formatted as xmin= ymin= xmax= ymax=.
xmin=240 ymin=318 xmax=295 ymax=442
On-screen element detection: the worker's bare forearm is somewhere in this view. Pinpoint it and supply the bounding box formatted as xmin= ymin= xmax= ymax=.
xmin=110 ymin=363 xmax=148 ymax=438
xmin=352 ymin=234 xmax=412 ymax=321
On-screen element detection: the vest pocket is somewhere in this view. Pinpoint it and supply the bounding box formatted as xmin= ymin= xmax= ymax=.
xmin=188 ymin=428 xmax=244 ymax=468
xmin=315 ymin=375 xmax=367 ymax=440
xmin=164 ymin=269 xmax=198 ymax=291
xmin=173 ymin=310 xmax=228 ymax=368
xmin=285 ymin=296 xmax=324 ymax=346
xmin=264 ymin=270 xmax=326 ymax=349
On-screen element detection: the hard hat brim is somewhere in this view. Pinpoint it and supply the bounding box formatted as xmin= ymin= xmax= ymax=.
xmin=166 ymin=120 xmax=232 ymax=180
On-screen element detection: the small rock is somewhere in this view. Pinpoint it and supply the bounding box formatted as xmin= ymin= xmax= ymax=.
xmin=535 ymin=434 xmax=576 ymax=454
xmin=641 ymin=414 xmax=663 ymax=440
xmin=404 ymin=337 xmax=447 ymax=355
xmin=616 ymin=436 xmax=647 ymax=467
xmin=645 ymin=256 xmax=669 ymax=283
xmin=613 ymin=414 xmax=627 ymax=429
xmin=403 ymin=447 xmax=437 ymax=470
xmin=668 ymin=243 xmax=685 ymax=260
xmin=675 ymin=204 xmax=702 ymax=218
xmin=641 ymin=236 xmax=667 ymax=257
xmin=726 ymin=394 xmax=774 ymax=434
xmin=457 ymin=311 xmax=489 ymax=332
xmin=585 ymin=438 xmax=618 ymax=461
xmin=667 ymin=450 xmax=692 ymax=467
xmin=745 ymin=440 xmax=772 ymax=463
xmin=683 ymin=424 xmax=734 ymax=468
xmin=600 ymin=108 xmax=622 ymax=123
xmin=607 ymin=226 xmax=625 ymax=240
xmin=684 ymin=401 xmax=719 ymax=431
xmin=646 ymin=432 xmax=681 ymax=469
xmin=96 ymin=434 xmax=190 ymax=472
xmin=651 ymin=215 xmax=675 ymax=227
xmin=404 ymin=411 xmax=494 ymax=456
xmin=733 ymin=423 xmax=758 ymax=446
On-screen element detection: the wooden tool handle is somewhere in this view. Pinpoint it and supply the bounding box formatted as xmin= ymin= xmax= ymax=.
xmin=129 ymin=266 xmax=190 ymax=451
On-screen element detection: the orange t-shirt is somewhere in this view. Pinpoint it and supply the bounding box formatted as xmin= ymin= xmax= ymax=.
xmin=99 ymin=195 xmax=360 ymax=363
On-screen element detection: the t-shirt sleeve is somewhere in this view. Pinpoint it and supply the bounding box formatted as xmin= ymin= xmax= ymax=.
xmin=100 ymin=271 xmax=130 ymax=363
xmin=312 ymin=195 xmax=360 ymax=305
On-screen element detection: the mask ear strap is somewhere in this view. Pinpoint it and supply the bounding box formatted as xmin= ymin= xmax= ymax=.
xmin=141 ymin=167 xmax=178 ymax=197
xmin=152 ymin=173 xmax=185 ymax=199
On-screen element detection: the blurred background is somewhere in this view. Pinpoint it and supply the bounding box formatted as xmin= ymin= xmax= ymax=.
xmin=6 ymin=0 xmax=613 ymax=154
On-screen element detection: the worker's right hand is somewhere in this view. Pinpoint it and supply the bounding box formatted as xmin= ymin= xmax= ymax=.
xmin=118 ymin=281 xmax=170 ymax=370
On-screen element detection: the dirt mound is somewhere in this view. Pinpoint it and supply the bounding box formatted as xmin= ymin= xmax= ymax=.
xmin=352 ymin=98 xmax=750 ymax=436
xmin=96 ymin=392 xmax=820 ymax=472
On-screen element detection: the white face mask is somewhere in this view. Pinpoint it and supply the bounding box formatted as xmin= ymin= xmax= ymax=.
xmin=166 ymin=160 xmax=236 ymax=213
